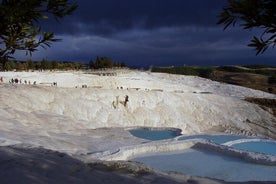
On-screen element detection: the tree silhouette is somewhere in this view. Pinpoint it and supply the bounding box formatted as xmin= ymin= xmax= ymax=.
xmin=218 ymin=0 xmax=276 ymax=55
xmin=0 ymin=0 xmax=77 ymax=65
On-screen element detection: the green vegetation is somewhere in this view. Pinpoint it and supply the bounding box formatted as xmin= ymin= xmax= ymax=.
xmin=89 ymin=56 xmax=126 ymax=69
xmin=0 ymin=0 xmax=77 ymax=58
xmin=152 ymin=66 xmax=215 ymax=78
xmin=218 ymin=0 xmax=276 ymax=55
xmin=217 ymin=65 xmax=276 ymax=76
xmin=0 ymin=0 xmax=77 ymax=69
xmin=0 ymin=56 xmax=127 ymax=71
xmin=242 ymin=64 xmax=276 ymax=69
xmin=152 ymin=65 xmax=276 ymax=94
xmin=0 ymin=59 xmax=84 ymax=71
xmin=268 ymin=75 xmax=276 ymax=84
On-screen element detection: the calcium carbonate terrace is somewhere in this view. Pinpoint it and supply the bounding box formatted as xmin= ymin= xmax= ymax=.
xmin=0 ymin=71 xmax=275 ymax=183
xmin=91 ymin=130 xmax=276 ymax=182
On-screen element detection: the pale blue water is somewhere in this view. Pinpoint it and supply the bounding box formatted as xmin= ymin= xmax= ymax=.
xmin=130 ymin=133 xmax=276 ymax=181
xmin=178 ymin=134 xmax=249 ymax=144
xmin=178 ymin=134 xmax=276 ymax=155
xmin=129 ymin=129 xmax=180 ymax=141
xmin=132 ymin=148 xmax=276 ymax=182
xmin=232 ymin=141 xmax=276 ymax=155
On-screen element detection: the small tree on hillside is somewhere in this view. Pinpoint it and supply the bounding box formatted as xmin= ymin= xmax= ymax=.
xmin=51 ymin=61 xmax=59 ymax=70
xmin=41 ymin=59 xmax=51 ymax=70
xmin=26 ymin=59 xmax=34 ymax=71
xmin=89 ymin=59 xmax=95 ymax=69
xmin=5 ymin=60 xmax=15 ymax=71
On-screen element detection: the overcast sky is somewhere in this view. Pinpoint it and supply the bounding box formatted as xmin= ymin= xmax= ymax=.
xmin=17 ymin=0 xmax=276 ymax=67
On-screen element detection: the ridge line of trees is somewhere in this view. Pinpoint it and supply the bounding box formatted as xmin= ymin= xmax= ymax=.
xmin=0 ymin=59 xmax=83 ymax=71
xmin=0 ymin=56 xmax=127 ymax=71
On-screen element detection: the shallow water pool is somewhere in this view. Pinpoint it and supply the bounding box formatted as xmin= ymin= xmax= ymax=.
xmin=231 ymin=141 xmax=276 ymax=155
xmin=129 ymin=133 xmax=276 ymax=181
xmin=132 ymin=148 xmax=276 ymax=182
xmin=129 ymin=128 xmax=180 ymax=141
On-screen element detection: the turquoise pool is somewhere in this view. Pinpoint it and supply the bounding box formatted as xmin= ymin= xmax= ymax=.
xmin=129 ymin=128 xmax=181 ymax=141
xmin=129 ymin=128 xmax=276 ymax=155
xmin=131 ymin=148 xmax=276 ymax=182
xmin=231 ymin=141 xmax=276 ymax=155
xmin=179 ymin=134 xmax=276 ymax=155
xmin=128 ymin=132 xmax=276 ymax=181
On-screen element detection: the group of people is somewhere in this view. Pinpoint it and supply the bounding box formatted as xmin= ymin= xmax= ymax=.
xmin=0 ymin=76 xmax=59 ymax=87
xmin=0 ymin=76 xmax=34 ymax=85
xmin=8 ymin=78 xmax=35 ymax=85
xmin=112 ymin=95 xmax=129 ymax=109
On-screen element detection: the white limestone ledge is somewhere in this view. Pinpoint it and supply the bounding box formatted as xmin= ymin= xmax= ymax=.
xmin=193 ymin=139 xmax=276 ymax=166
xmin=89 ymin=139 xmax=196 ymax=161
xmin=88 ymin=139 xmax=276 ymax=166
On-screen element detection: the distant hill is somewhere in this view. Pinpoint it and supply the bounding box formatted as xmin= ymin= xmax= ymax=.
xmin=152 ymin=65 xmax=276 ymax=95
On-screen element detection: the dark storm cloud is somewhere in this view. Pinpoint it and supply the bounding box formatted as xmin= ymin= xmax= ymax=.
xmin=29 ymin=25 xmax=259 ymax=66
xmin=44 ymin=0 xmax=227 ymax=35
xmin=17 ymin=0 xmax=276 ymax=67
xmin=78 ymin=0 xmax=224 ymax=28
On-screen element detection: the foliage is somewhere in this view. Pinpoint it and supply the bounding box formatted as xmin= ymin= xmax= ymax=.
xmin=217 ymin=0 xmax=276 ymax=55
xmin=89 ymin=56 xmax=126 ymax=69
xmin=2 ymin=56 xmax=126 ymax=71
xmin=217 ymin=66 xmax=247 ymax=73
xmin=41 ymin=59 xmax=52 ymax=70
xmin=152 ymin=65 xmax=276 ymax=94
xmin=153 ymin=65 xmax=275 ymax=79
xmin=217 ymin=65 xmax=276 ymax=76
xmin=2 ymin=59 xmax=84 ymax=71
xmin=152 ymin=66 xmax=215 ymax=78
xmin=26 ymin=59 xmax=34 ymax=70
xmin=268 ymin=75 xmax=276 ymax=84
xmin=254 ymin=69 xmax=276 ymax=76
xmin=4 ymin=60 xmax=15 ymax=71
xmin=197 ymin=68 xmax=214 ymax=78
xmin=0 ymin=0 xmax=77 ymax=61
xmin=242 ymin=64 xmax=275 ymax=69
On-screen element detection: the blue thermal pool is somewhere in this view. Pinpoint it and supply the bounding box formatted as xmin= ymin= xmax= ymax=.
xmin=178 ymin=134 xmax=276 ymax=155
xmin=128 ymin=132 xmax=276 ymax=181
xmin=131 ymin=148 xmax=276 ymax=182
xmin=231 ymin=141 xmax=276 ymax=155
xmin=129 ymin=128 xmax=181 ymax=141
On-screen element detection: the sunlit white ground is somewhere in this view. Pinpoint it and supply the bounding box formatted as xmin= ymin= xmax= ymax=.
xmin=0 ymin=69 xmax=275 ymax=183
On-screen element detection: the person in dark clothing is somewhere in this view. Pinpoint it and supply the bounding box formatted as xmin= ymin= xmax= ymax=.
xmin=124 ymin=95 xmax=129 ymax=106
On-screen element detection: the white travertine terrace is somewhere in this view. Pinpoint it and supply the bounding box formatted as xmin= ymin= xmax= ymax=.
xmin=0 ymin=70 xmax=275 ymax=183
